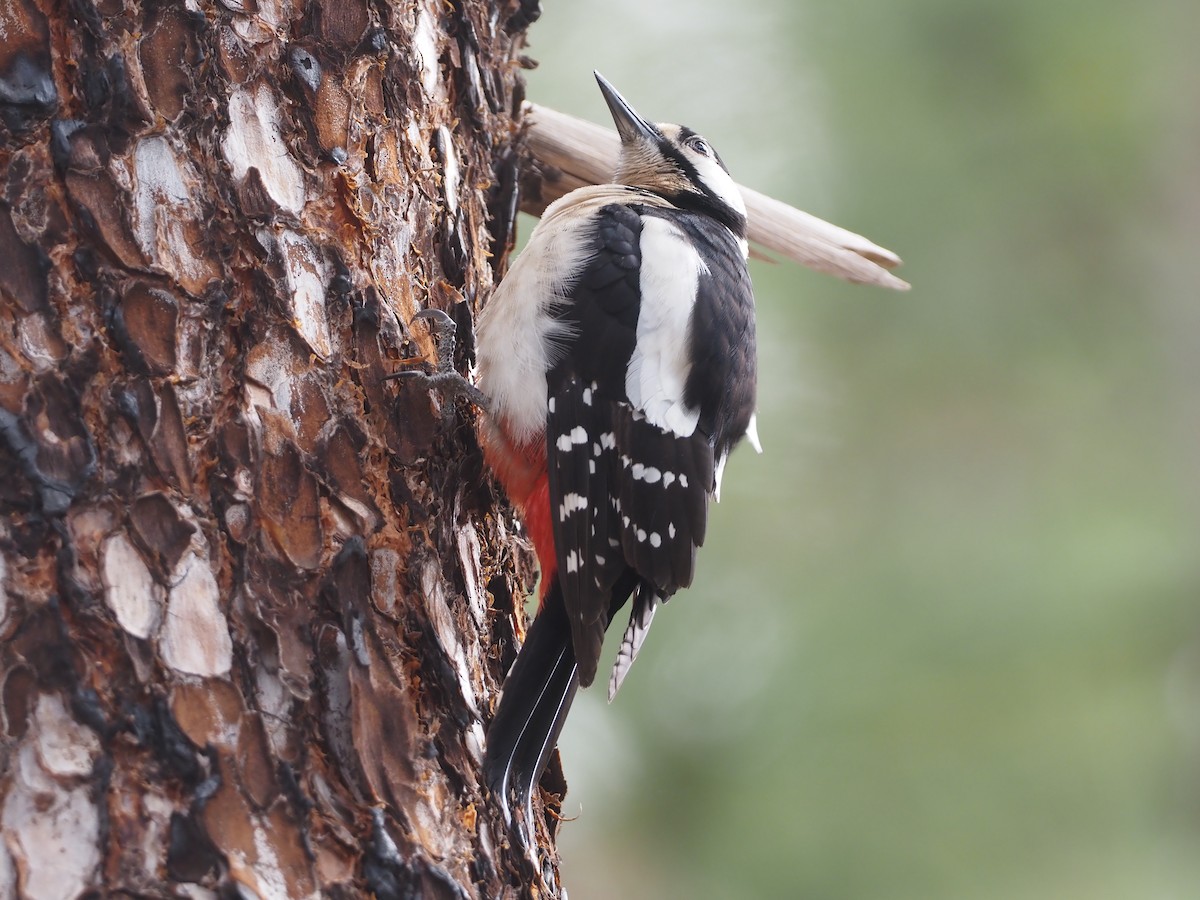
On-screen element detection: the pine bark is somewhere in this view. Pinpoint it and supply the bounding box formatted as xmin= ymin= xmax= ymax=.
xmin=0 ymin=0 xmax=560 ymax=897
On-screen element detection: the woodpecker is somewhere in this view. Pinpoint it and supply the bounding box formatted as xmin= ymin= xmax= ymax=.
xmin=477 ymin=72 xmax=761 ymax=821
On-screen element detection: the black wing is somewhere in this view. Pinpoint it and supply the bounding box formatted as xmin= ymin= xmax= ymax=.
xmin=675 ymin=210 xmax=758 ymax=465
xmin=545 ymin=203 xmax=741 ymax=686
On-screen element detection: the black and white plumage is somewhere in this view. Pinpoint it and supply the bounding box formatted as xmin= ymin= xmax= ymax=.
xmin=478 ymin=72 xmax=761 ymax=822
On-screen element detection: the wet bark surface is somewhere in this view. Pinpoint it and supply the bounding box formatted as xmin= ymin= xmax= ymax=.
xmin=0 ymin=0 xmax=563 ymax=896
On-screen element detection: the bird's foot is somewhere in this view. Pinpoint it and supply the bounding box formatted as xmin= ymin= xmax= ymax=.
xmin=387 ymin=308 xmax=490 ymax=415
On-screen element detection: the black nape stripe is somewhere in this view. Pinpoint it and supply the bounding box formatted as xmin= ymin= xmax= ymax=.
xmin=668 ymin=191 xmax=747 ymax=239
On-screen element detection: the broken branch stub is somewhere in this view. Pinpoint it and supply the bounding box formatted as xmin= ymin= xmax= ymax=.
xmin=520 ymin=101 xmax=910 ymax=292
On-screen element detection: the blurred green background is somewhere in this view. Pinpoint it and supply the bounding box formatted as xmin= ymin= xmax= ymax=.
xmin=520 ymin=2 xmax=1200 ymax=898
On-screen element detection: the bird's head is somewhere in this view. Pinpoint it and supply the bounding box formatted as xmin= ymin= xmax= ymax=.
xmin=595 ymin=71 xmax=747 ymax=238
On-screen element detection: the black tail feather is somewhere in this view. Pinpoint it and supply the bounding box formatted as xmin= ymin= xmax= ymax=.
xmin=483 ymin=580 xmax=580 ymax=824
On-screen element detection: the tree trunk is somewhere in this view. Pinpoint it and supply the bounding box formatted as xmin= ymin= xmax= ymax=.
xmin=0 ymin=0 xmax=560 ymax=897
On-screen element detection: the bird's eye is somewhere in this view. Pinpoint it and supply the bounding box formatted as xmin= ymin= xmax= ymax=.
xmin=687 ymin=136 xmax=711 ymax=157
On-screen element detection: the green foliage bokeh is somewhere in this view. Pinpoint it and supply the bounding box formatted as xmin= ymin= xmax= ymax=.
xmin=522 ymin=3 xmax=1200 ymax=897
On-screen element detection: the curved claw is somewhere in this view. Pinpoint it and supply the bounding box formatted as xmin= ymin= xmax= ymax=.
xmin=411 ymin=307 xmax=455 ymax=329
xmin=389 ymin=307 xmax=490 ymax=413
xmin=409 ymin=308 xmax=459 ymax=371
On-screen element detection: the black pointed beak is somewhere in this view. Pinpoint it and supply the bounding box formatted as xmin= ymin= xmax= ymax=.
xmin=594 ymin=71 xmax=658 ymax=145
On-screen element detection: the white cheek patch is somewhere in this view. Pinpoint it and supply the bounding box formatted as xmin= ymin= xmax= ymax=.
xmin=625 ymin=218 xmax=703 ymax=437
xmin=688 ymin=152 xmax=747 ymax=223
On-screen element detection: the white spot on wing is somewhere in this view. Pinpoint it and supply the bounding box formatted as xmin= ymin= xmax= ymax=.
xmin=562 ymin=493 xmax=588 ymax=516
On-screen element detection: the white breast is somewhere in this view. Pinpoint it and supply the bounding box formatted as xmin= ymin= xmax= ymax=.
xmin=476 ymin=198 xmax=589 ymax=443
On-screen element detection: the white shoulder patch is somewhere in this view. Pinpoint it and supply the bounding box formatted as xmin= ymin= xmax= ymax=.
xmin=625 ymin=218 xmax=703 ymax=437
